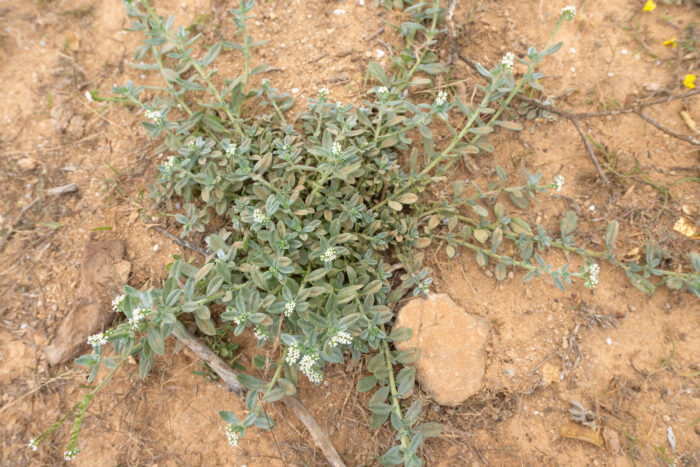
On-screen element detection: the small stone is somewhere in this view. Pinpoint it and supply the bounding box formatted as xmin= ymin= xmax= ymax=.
xmin=627 ymin=304 xmax=637 ymax=312
xmin=17 ymin=158 xmax=38 ymax=171
xmin=395 ymin=293 xmax=489 ymax=406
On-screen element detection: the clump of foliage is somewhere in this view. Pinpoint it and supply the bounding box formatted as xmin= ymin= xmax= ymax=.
xmin=31 ymin=1 xmax=699 ymax=465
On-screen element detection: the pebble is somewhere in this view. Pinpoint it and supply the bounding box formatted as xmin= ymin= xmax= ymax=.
xmin=606 ymin=337 xmax=613 ymax=346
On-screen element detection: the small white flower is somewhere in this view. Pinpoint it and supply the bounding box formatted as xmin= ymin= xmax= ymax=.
xmin=163 ymin=155 xmax=177 ymax=171
xmin=253 ymin=208 xmax=267 ymax=224
xmin=434 ymin=90 xmax=447 ymax=107
xmin=306 ymin=369 xmax=323 ymax=385
xmin=129 ymin=307 xmax=148 ymax=329
xmin=87 ymin=332 xmax=108 ymax=347
xmin=376 ymin=86 xmax=389 ymax=100
xmin=321 ymin=247 xmax=337 ymax=263
xmin=329 ymin=330 xmax=352 ymax=347
xmin=111 ymin=294 xmax=125 ymax=313
xmin=298 ymin=351 xmax=319 ymax=376
xmin=501 ymin=52 xmax=515 ymax=73
xmin=254 ymin=325 xmax=268 ymax=341
xmin=561 ymin=5 xmax=576 ymax=21
xmin=584 ymin=263 xmax=600 ymax=289
xmin=331 ymin=141 xmax=343 ymax=158
xmin=27 ymin=439 xmax=38 ymax=451
xmin=552 ymin=175 xmax=564 ymax=192
xmin=318 ymin=88 xmax=329 ymax=100
xmin=225 ymin=424 xmax=239 ymax=446
xmin=225 ymin=144 xmax=237 ymax=158
xmin=286 ymin=342 xmax=300 ymax=365
xmin=284 ymin=301 xmax=296 ymax=317
xmin=232 ymin=311 xmax=248 ymax=326
xmin=64 ymin=447 xmax=80 ymax=461
xmin=145 ymin=109 xmax=162 ymax=123
xmin=85 ymin=90 xmax=93 ymax=102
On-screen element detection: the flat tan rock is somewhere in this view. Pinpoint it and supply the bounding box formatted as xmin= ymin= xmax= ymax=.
xmin=395 ymin=293 xmax=489 ymax=406
xmin=44 ymin=241 xmax=130 ymax=365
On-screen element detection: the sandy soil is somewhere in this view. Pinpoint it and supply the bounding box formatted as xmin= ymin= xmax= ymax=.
xmin=1 ymin=0 xmax=698 ymax=465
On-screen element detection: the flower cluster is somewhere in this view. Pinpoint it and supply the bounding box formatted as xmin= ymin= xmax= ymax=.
xmin=129 ymin=307 xmax=148 ymax=329
xmin=225 ymin=144 xmax=237 ymax=158
xmin=501 ymin=52 xmax=515 ymax=73
xmin=64 ymin=447 xmax=80 ymax=461
xmin=318 ymin=87 xmax=329 ymax=101
xmin=27 ymin=439 xmax=38 ymax=451
xmin=87 ymin=332 xmax=108 ymax=347
xmin=376 ymin=86 xmax=389 ymax=101
xmin=145 ymin=109 xmax=163 ymax=125
xmin=253 ymin=208 xmax=267 ymax=224
xmin=284 ymin=301 xmax=296 ymax=317
xmin=583 ymin=263 xmax=600 ymax=289
xmin=232 ymin=311 xmax=249 ymax=326
xmin=321 ymin=247 xmax=337 ymax=263
xmin=163 ymin=155 xmax=177 ymax=172
xmin=331 ymin=141 xmax=343 ymax=159
xmin=434 ymin=90 xmax=447 ymax=108
xmin=254 ymin=325 xmax=269 ymax=341
xmin=111 ymin=294 xmax=125 ymax=313
xmin=329 ymin=331 xmax=352 ymax=347
xmin=552 ymin=175 xmax=564 ymax=192
xmin=298 ymin=350 xmax=323 ymax=384
xmin=286 ymin=341 xmax=300 ymax=365
xmin=225 ymin=424 xmax=239 ymax=446
xmin=561 ymin=5 xmax=576 ymax=20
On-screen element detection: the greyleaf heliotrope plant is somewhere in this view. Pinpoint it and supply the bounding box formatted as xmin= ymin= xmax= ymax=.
xmin=32 ymin=2 xmax=699 ymax=465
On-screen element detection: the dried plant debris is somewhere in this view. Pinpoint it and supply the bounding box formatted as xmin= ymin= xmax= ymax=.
xmin=579 ymin=301 xmax=618 ymax=329
xmin=569 ymin=400 xmax=599 ymax=430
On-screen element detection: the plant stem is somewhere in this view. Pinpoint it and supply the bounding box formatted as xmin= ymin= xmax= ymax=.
xmin=382 ymin=340 xmax=410 ymax=451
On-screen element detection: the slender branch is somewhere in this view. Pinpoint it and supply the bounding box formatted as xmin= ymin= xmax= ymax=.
xmin=151 ymin=225 xmax=209 ymax=256
xmin=636 ymin=111 xmax=700 ymax=146
xmin=570 ymin=117 xmax=610 ymax=184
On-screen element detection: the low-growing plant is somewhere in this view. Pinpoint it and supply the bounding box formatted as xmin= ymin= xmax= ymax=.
xmin=31 ymin=1 xmax=699 ymax=464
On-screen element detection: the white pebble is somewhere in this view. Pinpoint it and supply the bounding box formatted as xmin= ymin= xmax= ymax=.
xmin=569 ymin=47 xmax=576 ymax=54
xmin=375 ymin=49 xmax=386 ymax=58
xmin=291 ymin=88 xmax=299 ymax=94
xmin=606 ymin=337 xmax=612 ymax=346
xmin=333 ymin=9 xmax=346 ymax=15
xmin=570 ymin=67 xmax=576 ymax=73
xmin=358 ymin=0 xmax=365 ymax=4
xmin=588 ymin=205 xmax=595 ymax=211
xmin=153 ymin=244 xmax=159 ymax=251
xmin=621 ymin=48 xmax=628 ymax=55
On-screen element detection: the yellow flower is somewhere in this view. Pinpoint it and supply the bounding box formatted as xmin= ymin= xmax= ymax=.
xmin=683 ymin=74 xmax=696 ymax=89
xmin=663 ymin=38 xmax=677 ymax=48
xmin=643 ymin=0 xmax=656 ymax=11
